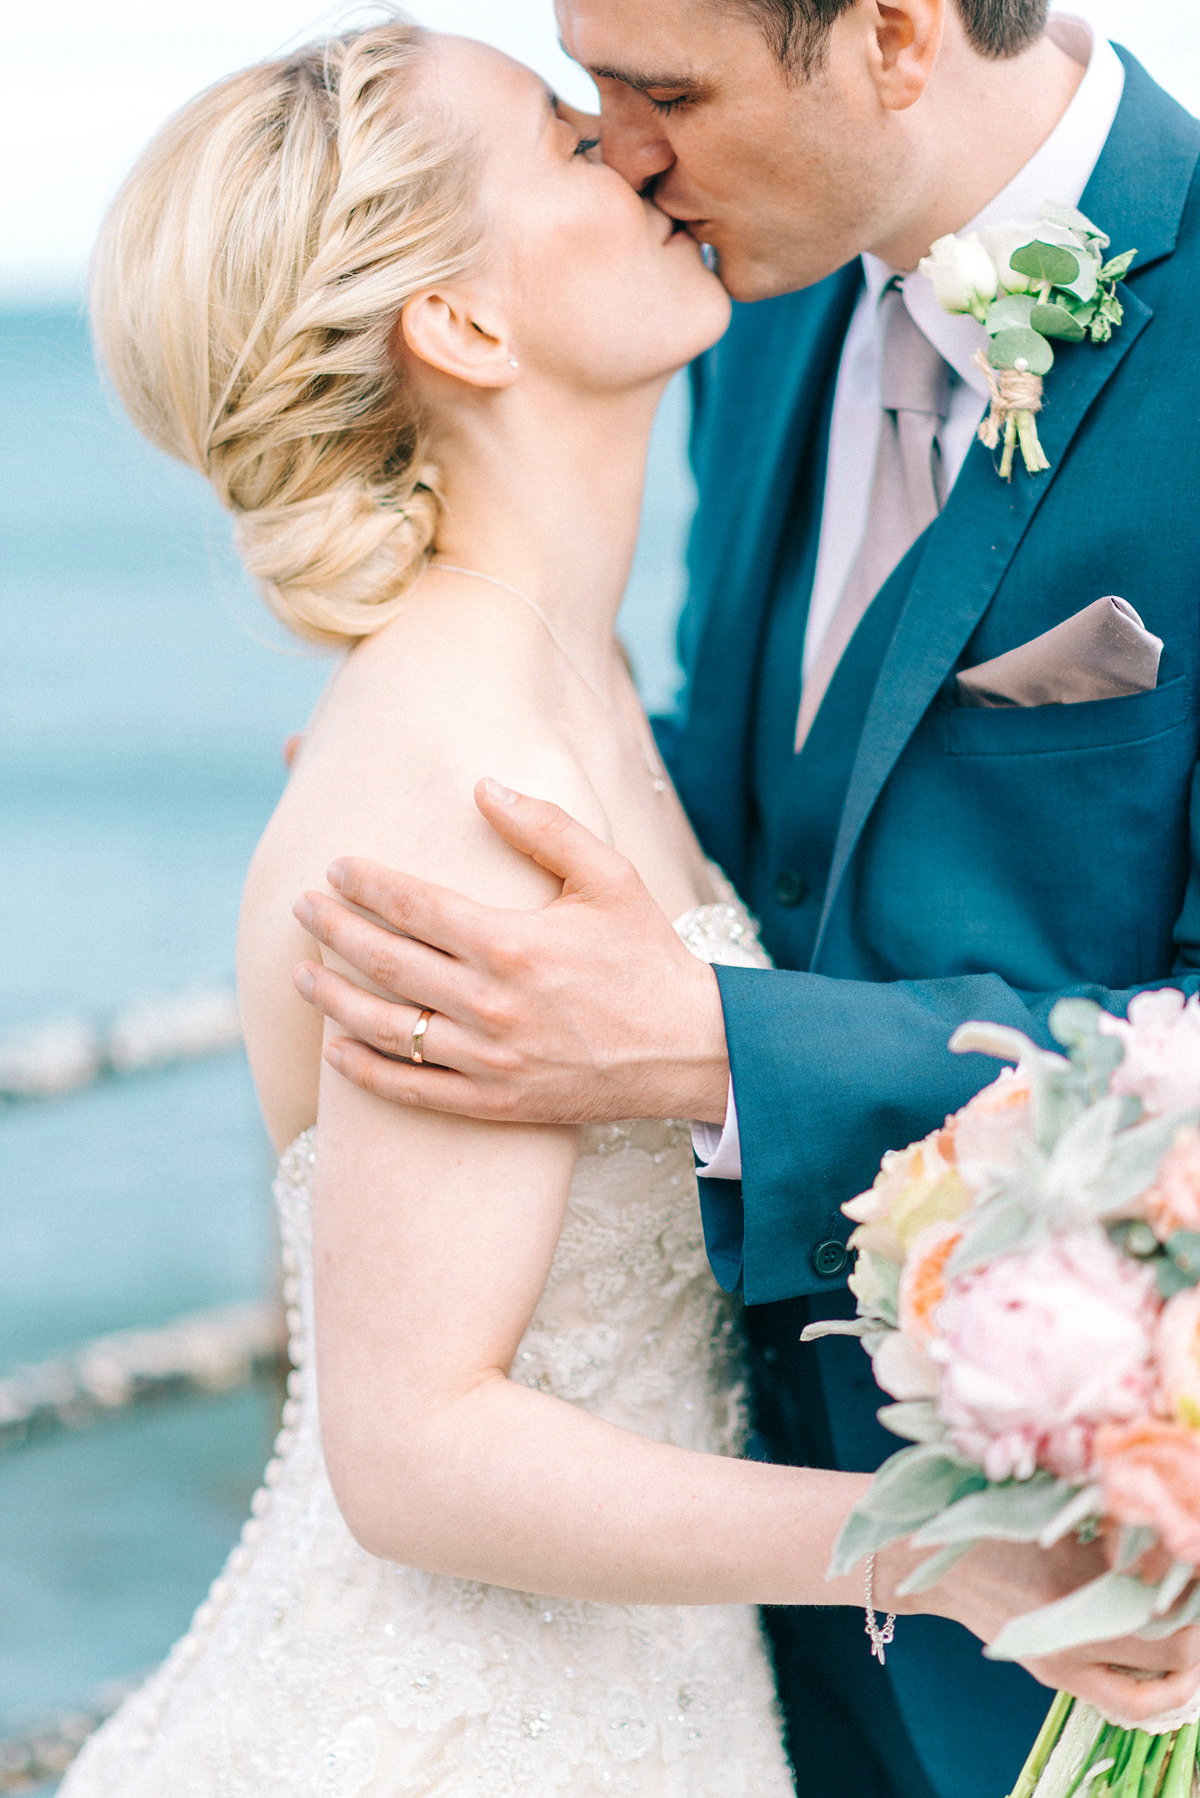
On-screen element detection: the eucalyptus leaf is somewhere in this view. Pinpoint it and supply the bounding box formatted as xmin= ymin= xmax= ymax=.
xmin=985 ymin=294 xmax=1037 ymax=333
xmin=1158 ymin=1259 xmax=1195 ymax=1300
xmin=989 ymin=327 xmax=1056 ymax=376
xmin=986 ymin=1572 xmax=1159 ymax=1662
xmin=1010 ymin=240 xmax=1082 ymax=287
xmin=1041 ymin=200 xmax=1109 ymax=249
xmin=1166 ymin=1230 xmax=1200 ymax=1283
xmin=912 ymin=1475 xmax=1067 ymax=1547
xmin=877 ymin=1401 xmax=946 ymax=1444
xmin=1099 ymin=249 xmax=1137 ymax=281
xmin=1109 ymin=1219 xmax=1160 ymax=1259
xmin=896 ymin=1542 xmax=974 ymax=1597
xmin=1061 ymin=258 xmax=1099 ymax=306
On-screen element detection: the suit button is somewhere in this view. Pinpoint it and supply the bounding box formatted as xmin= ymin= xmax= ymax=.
xmin=774 ymin=870 xmax=809 ymax=909
xmin=812 ymin=1238 xmax=848 ymax=1278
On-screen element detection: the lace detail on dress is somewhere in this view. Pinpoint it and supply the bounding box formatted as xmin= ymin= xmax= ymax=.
xmin=62 ymin=883 xmax=793 ymax=1798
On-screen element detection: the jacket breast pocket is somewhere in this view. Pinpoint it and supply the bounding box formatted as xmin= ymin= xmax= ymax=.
xmin=943 ymin=674 xmax=1192 ymax=758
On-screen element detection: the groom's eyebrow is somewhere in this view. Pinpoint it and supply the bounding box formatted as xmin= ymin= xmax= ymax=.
xmin=557 ymin=43 xmax=705 ymax=94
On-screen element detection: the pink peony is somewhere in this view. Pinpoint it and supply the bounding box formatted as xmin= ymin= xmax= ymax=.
xmin=1095 ymin=1420 xmax=1200 ymax=1566
xmin=1099 ymin=989 xmax=1200 ymax=1119
xmin=1140 ymin=1126 xmax=1200 ymax=1243
xmin=1158 ymin=1285 xmax=1200 ymax=1428
xmin=932 ymin=1232 xmax=1159 ymax=1482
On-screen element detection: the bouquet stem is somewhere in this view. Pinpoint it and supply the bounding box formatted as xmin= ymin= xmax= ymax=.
xmin=1007 ymin=1700 xmax=1199 ymax=1798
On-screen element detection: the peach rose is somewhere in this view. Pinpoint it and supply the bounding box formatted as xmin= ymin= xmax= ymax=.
xmin=843 ymin=1135 xmax=967 ymax=1264
xmin=1158 ymin=1286 xmax=1200 ymax=1429
xmin=1095 ymin=1419 xmax=1200 ymax=1565
xmin=947 ymin=1066 xmax=1034 ymax=1180
xmin=899 ymin=1221 xmax=964 ymax=1348
xmin=1140 ymin=1126 xmax=1200 ymax=1242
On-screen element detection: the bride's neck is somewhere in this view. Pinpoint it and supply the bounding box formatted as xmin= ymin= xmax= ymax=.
xmin=429 ymin=379 xmax=664 ymax=677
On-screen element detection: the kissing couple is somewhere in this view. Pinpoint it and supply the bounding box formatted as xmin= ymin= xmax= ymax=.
xmin=67 ymin=0 xmax=1200 ymax=1794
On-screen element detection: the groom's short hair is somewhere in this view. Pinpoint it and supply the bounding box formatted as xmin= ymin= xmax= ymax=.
xmin=733 ymin=0 xmax=1049 ymax=76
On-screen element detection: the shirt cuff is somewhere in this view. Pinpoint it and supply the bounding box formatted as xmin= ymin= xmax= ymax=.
xmin=691 ymin=1081 xmax=743 ymax=1181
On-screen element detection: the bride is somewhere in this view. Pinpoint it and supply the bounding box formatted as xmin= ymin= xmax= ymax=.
xmin=65 ymin=19 xmax=1166 ymax=1797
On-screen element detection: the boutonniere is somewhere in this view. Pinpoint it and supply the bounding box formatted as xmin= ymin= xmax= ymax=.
xmin=918 ymin=202 xmax=1137 ymax=480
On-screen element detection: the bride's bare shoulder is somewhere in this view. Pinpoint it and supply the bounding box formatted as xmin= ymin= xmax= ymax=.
xmin=254 ymin=581 xmax=610 ymax=908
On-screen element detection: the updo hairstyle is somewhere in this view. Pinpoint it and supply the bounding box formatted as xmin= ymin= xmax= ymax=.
xmin=90 ymin=22 xmax=485 ymax=646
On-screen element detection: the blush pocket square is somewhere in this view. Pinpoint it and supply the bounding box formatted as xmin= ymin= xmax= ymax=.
xmin=956 ymin=597 xmax=1163 ymax=708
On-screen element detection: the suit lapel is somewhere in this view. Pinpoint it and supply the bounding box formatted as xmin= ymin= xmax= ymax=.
xmin=678 ymin=266 xmax=861 ymax=873
xmin=812 ymin=53 xmax=1198 ymax=962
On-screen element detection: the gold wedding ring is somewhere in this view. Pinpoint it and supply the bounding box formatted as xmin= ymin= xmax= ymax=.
xmin=409 ymin=1008 xmax=434 ymax=1065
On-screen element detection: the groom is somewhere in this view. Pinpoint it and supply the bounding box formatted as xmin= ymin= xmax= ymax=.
xmin=294 ymin=1 xmax=1200 ymax=1792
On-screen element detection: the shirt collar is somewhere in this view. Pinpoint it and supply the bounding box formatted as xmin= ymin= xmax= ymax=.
xmin=862 ymin=17 xmax=1126 ymax=396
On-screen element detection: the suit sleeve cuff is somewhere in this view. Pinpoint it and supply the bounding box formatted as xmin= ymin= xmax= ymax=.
xmin=691 ymin=1080 xmax=742 ymax=1180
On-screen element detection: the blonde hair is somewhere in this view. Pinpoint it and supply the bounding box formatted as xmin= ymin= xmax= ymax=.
xmin=90 ymin=22 xmax=484 ymax=646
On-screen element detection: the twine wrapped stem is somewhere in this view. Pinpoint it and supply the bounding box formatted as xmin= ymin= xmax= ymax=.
xmin=973 ymin=348 xmax=1051 ymax=480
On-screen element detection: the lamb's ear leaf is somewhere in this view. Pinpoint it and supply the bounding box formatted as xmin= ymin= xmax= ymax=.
xmin=950 ymin=1022 xmax=1042 ymax=1064
xmin=946 ymin=1197 xmax=1043 ymax=1277
xmin=876 ymin=1401 xmax=946 ymax=1444
xmin=986 ymin=1572 xmax=1158 ymax=1661
xmin=912 ymin=1474 xmax=1067 ymax=1547
xmin=854 ymin=1445 xmax=987 ymax=1524
xmin=827 ymin=1446 xmax=985 ymax=1579
xmin=800 ymin=1319 xmax=870 ymax=1341
xmin=827 ymin=1507 xmax=915 ymax=1581
xmin=895 ymin=1542 xmax=974 ymax=1597
xmin=1137 ymin=1578 xmax=1200 ymax=1637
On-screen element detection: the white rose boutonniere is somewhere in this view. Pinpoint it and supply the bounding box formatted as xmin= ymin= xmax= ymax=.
xmin=918 ymin=201 xmax=1137 ymax=480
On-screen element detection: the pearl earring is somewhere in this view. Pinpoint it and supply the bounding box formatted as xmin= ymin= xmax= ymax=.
xmin=508 ymin=356 xmax=520 ymax=370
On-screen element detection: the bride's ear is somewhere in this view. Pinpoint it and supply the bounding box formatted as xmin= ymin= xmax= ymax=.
xmin=396 ymin=289 xmax=519 ymax=390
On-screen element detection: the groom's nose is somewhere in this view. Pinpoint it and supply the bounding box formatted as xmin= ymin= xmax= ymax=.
xmin=596 ymin=89 xmax=677 ymax=192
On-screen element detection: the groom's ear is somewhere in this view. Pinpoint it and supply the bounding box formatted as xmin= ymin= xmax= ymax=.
xmin=870 ymin=0 xmax=944 ymax=111
xmin=395 ymin=289 xmax=519 ymax=392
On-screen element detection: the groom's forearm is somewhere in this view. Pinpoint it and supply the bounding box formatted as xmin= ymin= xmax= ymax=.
xmin=715 ymin=962 xmax=1200 ymax=1306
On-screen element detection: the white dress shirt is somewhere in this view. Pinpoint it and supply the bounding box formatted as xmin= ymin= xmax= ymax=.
xmin=695 ymin=17 xmax=1125 ymax=1181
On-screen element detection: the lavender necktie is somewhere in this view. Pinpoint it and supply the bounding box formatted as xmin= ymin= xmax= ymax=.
xmin=795 ymin=283 xmax=950 ymax=751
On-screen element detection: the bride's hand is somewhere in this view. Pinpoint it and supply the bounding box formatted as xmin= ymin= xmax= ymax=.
xmin=292 ymin=779 xmax=731 ymax=1125
xmin=880 ymin=1532 xmax=1200 ymax=1724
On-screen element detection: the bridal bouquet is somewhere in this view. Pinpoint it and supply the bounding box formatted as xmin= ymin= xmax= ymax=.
xmin=810 ymin=990 xmax=1200 ymax=1798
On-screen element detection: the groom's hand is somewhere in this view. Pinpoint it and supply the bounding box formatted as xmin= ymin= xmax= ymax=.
xmin=292 ymin=779 xmax=731 ymax=1126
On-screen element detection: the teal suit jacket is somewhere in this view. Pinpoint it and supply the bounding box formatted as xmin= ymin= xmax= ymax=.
xmin=662 ymin=50 xmax=1200 ymax=1798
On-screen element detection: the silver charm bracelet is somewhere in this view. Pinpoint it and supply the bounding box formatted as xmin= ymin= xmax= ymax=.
xmin=864 ymin=1555 xmax=897 ymax=1664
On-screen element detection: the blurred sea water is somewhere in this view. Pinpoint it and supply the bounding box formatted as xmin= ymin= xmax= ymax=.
xmin=0 ymin=306 xmax=695 ymax=1743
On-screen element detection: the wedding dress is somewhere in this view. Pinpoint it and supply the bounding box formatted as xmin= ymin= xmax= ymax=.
xmin=63 ymin=886 xmax=795 ymax=1797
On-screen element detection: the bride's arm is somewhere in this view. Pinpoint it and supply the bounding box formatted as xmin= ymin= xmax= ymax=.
xmin=276 ymin=618 xmax=869 ymax=1609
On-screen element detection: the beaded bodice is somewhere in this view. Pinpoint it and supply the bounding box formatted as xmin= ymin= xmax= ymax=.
xmin=62 ymin=883 xmax=793 ymax=1798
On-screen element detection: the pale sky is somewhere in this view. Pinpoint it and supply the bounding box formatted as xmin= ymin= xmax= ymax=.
xmin=3 ymin=0 xmax=1198 ymax=301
